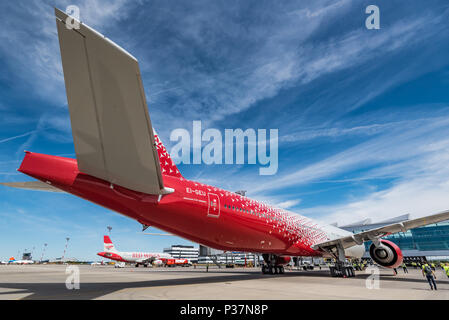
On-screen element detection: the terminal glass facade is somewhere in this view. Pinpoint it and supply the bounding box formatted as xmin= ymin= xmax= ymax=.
xmin=380 ymin=221 xmax=449 ymax=251
xmin=341 ymin=219 xmax=449 ymax=257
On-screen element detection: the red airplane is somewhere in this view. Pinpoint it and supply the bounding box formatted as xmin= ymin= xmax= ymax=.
xmin=97 ymin=235 xmax=173 ymax=267
xmin=2 ymin=8 xmax=449 ymax=277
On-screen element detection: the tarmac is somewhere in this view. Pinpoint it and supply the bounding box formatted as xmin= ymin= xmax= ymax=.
xmin=0 ymin=264 xmax=448 ymax=300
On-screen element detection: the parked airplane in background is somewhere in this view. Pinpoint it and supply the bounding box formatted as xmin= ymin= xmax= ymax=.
xmin=97 ymin=236 xmax=173 ymax=267
xmin=7 ymin=257 xmax=34 ymax=265
xmin=2 ymin=8 xmax=449 ymax=277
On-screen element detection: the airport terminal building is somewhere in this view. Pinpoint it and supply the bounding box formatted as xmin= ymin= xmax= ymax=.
xmin=339 ymin=214 xmax=449 ymax=261
xmin=163 ymin=245 xmax=199 ymax=263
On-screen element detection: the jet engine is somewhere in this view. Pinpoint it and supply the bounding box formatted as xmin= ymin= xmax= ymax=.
xmin=369 ymin=239 xmax=403 ymax=268
xmin=153 ymin=259 xmax=163 ymax=266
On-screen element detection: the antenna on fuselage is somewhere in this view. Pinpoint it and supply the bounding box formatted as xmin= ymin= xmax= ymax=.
xmin=235 ymin=190 xmax=247 ymax=196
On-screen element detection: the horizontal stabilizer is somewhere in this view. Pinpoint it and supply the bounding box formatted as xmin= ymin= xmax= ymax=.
xmin=55 ymin=8 xmax=169 ymax=195
xmin=0 ymin=181 xmax=66 ymax=193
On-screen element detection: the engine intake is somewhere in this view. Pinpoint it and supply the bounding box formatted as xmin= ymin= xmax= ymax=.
xmin=369 ymin=239 xmax=403 ymax=268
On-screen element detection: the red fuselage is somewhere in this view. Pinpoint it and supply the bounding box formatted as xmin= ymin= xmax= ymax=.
xmin=18 ymin=152 xmax=330 ymax=257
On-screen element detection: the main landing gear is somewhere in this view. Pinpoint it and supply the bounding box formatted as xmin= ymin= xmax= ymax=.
xmin=329 ymin=262 xmax=355 ymax=277
xmin=261 ymin=254 xmax=285 ymax=275
xmin=135 ymin=263 xmax=149 ymax=268
xmin=326 ymin=244 xmax=355 ymax=278
xmin=262 ymin=264 xmax=285 ymax=274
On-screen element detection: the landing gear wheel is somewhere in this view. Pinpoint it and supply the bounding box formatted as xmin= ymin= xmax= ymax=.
xmin=279 ymin=266 xmax=285 ymax=274
xmin=262 ymin=265 xmax=267 ymax=274
xmin=270 ymin=266 xmax=275 ymax=275
xmin=135 ymin=264 xmax=139 ymax=268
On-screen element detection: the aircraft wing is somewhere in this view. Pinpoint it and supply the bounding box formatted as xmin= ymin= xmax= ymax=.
xmin=312 ymin=209 xmax=449 ymax=250
xmin=54 ymin=8 xmax=170 ymax=195
xmin=0 ymin=181 xmax=66 ymax=193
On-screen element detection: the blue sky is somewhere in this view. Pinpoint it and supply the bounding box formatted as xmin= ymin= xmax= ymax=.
xmin=1 ymin=0 xmax=449 ymax=261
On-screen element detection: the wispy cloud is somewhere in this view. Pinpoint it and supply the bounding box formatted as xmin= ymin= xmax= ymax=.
xmin=247 ymin=115 xmax=449 ymax=194
xmin=275 ymin=199 xmax=302 ymax=209
xmin=303 ymin=172 xmax=449 ymax=226
xmin=141 ymin=2 xmax=448 ymax=141
xmin=0 ymin=0 xmax=136 ymax=107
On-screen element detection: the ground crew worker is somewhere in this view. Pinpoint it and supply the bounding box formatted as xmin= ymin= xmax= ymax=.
xmin=443 ymin=264 xmax=449 ymax=278
xmin=412 ymin=261 xmax=417 ymax=269
xmin=431 ymin=263 xmax=436 ymax=271
xmin=422 ymin=264 xmax=437 ymax=290
xmin=402 ymin=263 xmax=408 ymax=273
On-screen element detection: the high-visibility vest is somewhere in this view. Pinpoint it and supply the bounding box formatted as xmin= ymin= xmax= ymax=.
xmin=444 ymin=266 xmax=449 ymax=276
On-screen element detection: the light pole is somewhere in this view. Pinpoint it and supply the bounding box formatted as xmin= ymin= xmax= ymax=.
xmin=40 ymin=243 xmax=47 ymax=263
xmin=62 ymin=237 xmax=70 ymax=263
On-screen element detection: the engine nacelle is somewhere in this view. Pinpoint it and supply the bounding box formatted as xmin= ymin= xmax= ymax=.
xmin=369 ymin=239 xmax=403 ymax=269
xmin=275 ymin=256 xmax=291 ymax=266
xmin=153 ymin=259 xmax=163 ymax=266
